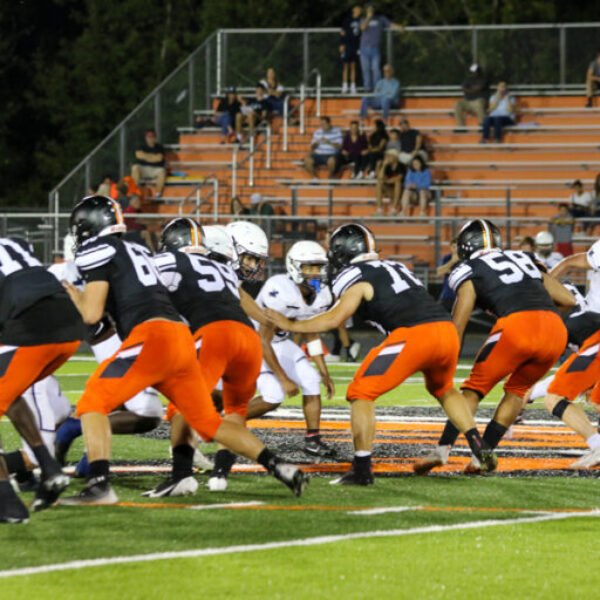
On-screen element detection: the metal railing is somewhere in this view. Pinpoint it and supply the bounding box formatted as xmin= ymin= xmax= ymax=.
xmin=283 ymin=68 xmax=322 ymax=151
xmin=231 ymin=122 xmax=272 ymax=197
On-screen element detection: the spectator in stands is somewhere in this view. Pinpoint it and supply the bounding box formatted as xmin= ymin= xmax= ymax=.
xmin=124 ymin=195 xmax=155 ymax=250
xmin=96 ymin=174 xmax=118 ymax=199
xmin=341 ymin=120 xmax=368 ymax=178
xmin=481 ymin=81 xmax=516 ymax=143
xmin=518 ymin=236 xmax=536 ymax=253
xmin=454 ymin=64 xmax=489 ymax=131
xmin=374 ymin=148 xmax=405 ymax=216
xmin=363 ymin=119 xmax=388 ymax=178
xmin=260 ymin=68 xmax=285 ymax=115
xmin=386 ymin=128 xmax=401 ymax=152
xmin=359 ymin=64 xmax=400 ymax=122
xmin=535 ymin=231 xmax=563 ymax=269
xmin=399 ymin=155 xmax=432 ymax=217
xmin=569 ymin=179 xmax=593 ymax=231
xmin=250 ymin=192 xmax=276 ymax=235
xmin=398 ymin=119 xmax=427 ymax=165
xmin=437 ymin=238 xmax=459 ymax=312
xmin=131 ymin=129 xmax=166 ymax=197
xmin=550 ymin=203 xmax=575 ymax=256
xmin=585 ymin=51 xmax=600 ymax=108
xmin=359 ymin=4 xmax=404 ymax=91
xmin=230 ymin=195 xmax=250 ymax=217
xmin=303 ymin=116 xmax=343 ymax=178
xmin=115 ymin=180 xmax=130 ymax=210
xmin=340 ymin=5 xmax=362 ymax=94
xmin=194 ymin=87 xmax=241 ymax=143
xmin=237 ymin=83 xmax=272 ymax=139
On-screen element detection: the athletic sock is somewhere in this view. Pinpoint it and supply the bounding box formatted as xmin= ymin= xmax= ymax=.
xmin=88 ymin=459 xmax=110 ymax=483
xmin=464 ymin=428 xmax=486 ymax=460
xmin=212 ymin=449 xmax=236 ymax=477
xmin=257 ymin=448 xmax=278 ymax=472
xmin=586 ymin=433 xmax=600 ymax=449
xmin=3 ymin=451 xmax=26 ymax=475
xmin=172 ymin=444 xmax=194 ymax=479
xmin=305 ymin=429 xmax=320 ymax=441
xmin=482 ymin=420 xmax=508 ymax=450
xmin=353 ymin=453 xmax=372 ymax=475
xmin=31 ymin=445 xmax=57 ymax=478
xmin=439 ymin=420 xmax=460 ymax=447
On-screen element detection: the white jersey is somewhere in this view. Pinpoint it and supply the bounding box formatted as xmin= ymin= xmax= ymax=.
xmin=586 ymin=241 xmax=600 ymax=313
xmin=255 ymin=274 xmax=333 ymax=341
xmin=537 ymin=251 xmax=563 ymax=270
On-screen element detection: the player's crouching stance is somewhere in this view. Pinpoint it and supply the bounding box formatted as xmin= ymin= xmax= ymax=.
xmin=267 ymin=224 xmax=496 ymax=485
xmin=61 ymin=196 xmax=307 ymax=504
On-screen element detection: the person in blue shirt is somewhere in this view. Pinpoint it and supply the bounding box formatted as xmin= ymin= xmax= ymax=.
xmin=399 ymin=156 xmax=432 ymax=216
xmin=481 ymin=81 xmax=516 ymax=143
xmin=359 ymin=64 xmax=400 ymax=122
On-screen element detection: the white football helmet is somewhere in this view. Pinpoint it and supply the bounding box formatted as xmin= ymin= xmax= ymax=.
xmin=225 ymin=221 xmax=269 ymax=279
xmin=286 ymin=241 xmax=328 ymax=293
xmin=202 ymin=225 xmax=235 ymax=264
xmin=535 ymin=231 xmax=554 ymax=247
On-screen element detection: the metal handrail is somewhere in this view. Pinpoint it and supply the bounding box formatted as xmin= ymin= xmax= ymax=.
xmin=231 ymin=122 xmax=272 ymax=198
xmin=282 ymin=69 xmax=322 ymax=151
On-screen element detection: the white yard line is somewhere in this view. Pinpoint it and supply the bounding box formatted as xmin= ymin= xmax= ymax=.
xmin=347 ymin=506 xmax=423 ymax=515
xmin=0 ymin=510 xmax=596 ymax=579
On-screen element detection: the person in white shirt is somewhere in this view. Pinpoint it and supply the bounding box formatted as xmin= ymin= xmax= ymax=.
xmin=480 ymin=81 xmax=515 ymax=143
xmin=569 ymin=180 xmax=593 ymax=230
xmin=535 ymin=231 xmax=564 ymax=270
xmin=303 ymin=116 xmax=343 ymax=178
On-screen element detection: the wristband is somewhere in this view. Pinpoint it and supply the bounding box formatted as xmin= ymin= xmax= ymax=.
xmin=307 ymin=339 xmax=323 ymax=357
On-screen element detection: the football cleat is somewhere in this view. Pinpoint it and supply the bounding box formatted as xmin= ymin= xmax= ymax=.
xmin=61 ymin=477 xmax=118 ymax=505
xmin=464 ymin=449 xmax=498 ymax=475
xmin=193 ymin=449 xmax=214 ymax=472
xmin=32 ymin=472 xmax=71 ymax=512
xmin=304 ymin=437 xmax=337 ymax=459
xmin=207 ymin=476 xmax=228 ymax=492
xmin=142 ymin=475 xmax=198 ymax=498
xmin=272 ymin=463 xmax=309 ymax=497
xmin=571 ymin=446 xmax=600 ymax=469
xmin=330 ymin=465 xmax=374 ymax=486
xmin=412 ymin=445 xmax=451 ymax=475
xmin=0 ymin=486 xmax=29 ymax=524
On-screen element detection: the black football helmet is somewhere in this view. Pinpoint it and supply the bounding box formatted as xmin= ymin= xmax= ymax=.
xmin=327 ymin=223 xmax=377 ymax=275
xmin=159 ymin=217 xmax=204 ymax=253
xmin=69 ymin=195 xmax=126 ymax=248
xmin=456 ymin=219 xmax=502 ymax=260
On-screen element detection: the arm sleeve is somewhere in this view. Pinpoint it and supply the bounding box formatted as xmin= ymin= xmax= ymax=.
xmin=153 ymin=252 xmax=182 ymax=292
xmin=75 ymin=241 xmax=116 ymax=282
xmin=332 ymin=266 xmax=363 ymax=298
xmin=448 ymin=262 xmax=473 ymax=293
xmin=587 ymin=241 xmax=600 ymax=271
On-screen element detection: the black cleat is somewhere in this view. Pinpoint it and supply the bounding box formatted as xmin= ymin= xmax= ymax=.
xmin=272 ymin=463 xmax=309 ymax=497
xmin=15 ymin=471 xmax=39 ymax=493
xmin=32 ymin=472 xmax=70 ymax=512
xmin=304 ymin=437 xmax=337 ymax=459
xmin=60 ymin=477 xmax=118 ymax=506
xmin=330 ymin=465 xmax=374 ymax=486
xmin=0 ymin=486 xmax=29 ymax=524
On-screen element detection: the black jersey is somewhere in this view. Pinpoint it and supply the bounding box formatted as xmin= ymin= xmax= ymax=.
xmin=75 ymin=236 xmax=180 ymax=339
xmin=153 ymin=251 xmax=252 ymax=332
xmin=449 ymin=249 xmax=557 ymax=318
xmin=0 ymin=237 xmax=84 ymax=345
xmin=332 ymin=259 xmax=451 ymax=335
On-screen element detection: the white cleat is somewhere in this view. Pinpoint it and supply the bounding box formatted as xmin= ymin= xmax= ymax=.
xmin=412 ymin=445 xmax=451 ymax=475
xmin=571 ymin=446 xmax=600 ymax=469
xmin=193 ymin=449 xmax=214 ymax=472
xmin=142 ymin=476 xmax=199 ymax=498
xmin=207 ymin=476 xmax=228 ymax=492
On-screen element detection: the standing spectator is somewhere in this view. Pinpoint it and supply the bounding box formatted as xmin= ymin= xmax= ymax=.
xmin=569 ymin=179 xmax=593 ymax=230
xmin=230 ymin=196 xmax=250 ymax=217
xmin=437 ymin=238 xmax=459 ymax=312
xmin=481 ymin=81 xmax=516 ymax=143
xmin=535 ymin=231 xmax=564 ymax=270
xmin=237 ymin=83 xmax=272 ymax=139
xmin=341 ymin=120 xmax=368 ymax=178
xmin=131 ymin=129 xmax=166 ymax=197
xmin=399 ymin=155 xmax=432 ymax=216
xmin=340 ymin=5 xmax=362 ymax=94
xmin=454 ymin=64 xmax=489 ymax=131
xmin=260 ymin=68 xmax=285 ymax=115
xmin=550 ymin=203 xmax=575 ymax=256
xmin=359 ymin=64 xmax=400 ymax=122
xmin=374 ymin=148 xmax=405 ymax=215
xmin=585 ymin=51 xmax=600 ymax=108
xmin=359 ymin=4 xmax=404 ymax=91
xmin=194 ymin=87 xmax=241 ymax=143
xmin=362 ymin=119 xmax=388 ymax=178
xmin=303 ymin=116 xmax=343 ymax=178
xmin=398 ymin=119 xmax=427 ymax=165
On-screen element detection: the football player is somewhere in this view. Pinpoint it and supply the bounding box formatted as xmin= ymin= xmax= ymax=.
xmin=246 ymin=240 xmax=337 ymax=458
xmin=266 ymin=223 xmax=496 ymax=485
xmin=60 ymin=196 xmax=307 ymax=504
xmin=144 ymin=218 xmax=266 ymax=496
xmin=535 ymin=231 xmax=563 ymax=270
xmin=414 ymin=219 xmax=575 ymax=474
xmin=0 ymin=237 xmax=85 ymax=522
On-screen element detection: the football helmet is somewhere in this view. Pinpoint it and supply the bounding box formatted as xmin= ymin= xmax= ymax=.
xmin=456 ymin=219 xmax=502 ymax=260
xmin=225 ymin=221 xmax=269 ymax=279
xmin=286 ymin=240 xmax=328 ymax=293
xmin=327 ymin=223 xmax=378 ymax=275
xmin=159 ymin=217 xmax=204 ymax=254
xmin=203 ymin=225 xmax=235 ymax=264
xmin=69 ymin=195 xmax=126 ymax=248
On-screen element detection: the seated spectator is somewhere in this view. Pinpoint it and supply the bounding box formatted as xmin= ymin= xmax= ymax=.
xmin=237 ymin=83 xmax=272 ymax=138
xmin=231 ymin=195 xmax=250 ymax=217
xmin=569 ymin=179 xmax=593 ymax=230
xmin=535 ymin=231 xmax=563 ymax=270
xmin=550 ymin=203 xmax=575 ymax=256
xmin=341 ymin=120 xmax=368 ymax=179
xmin=115 ymin=180 xmax=130 ymax=210
xmin=437 ymin=238 xmax=459 ymax=312
xmin=131 ymin=129 xmax=166 ymax=197
xmin=250 ymin=193 xmax=276 ymax=235
xmin=385 ymin=128 xmax=401 ymax=152
xmin=481 ymin=81 xmax=516 ymax=143
xmin=518 ymin=236 xmax=536 ymax=253
xmin=303 ymin=116 xmax=343 ymax=178
xmin=585 ymin=51 xmax=600 ymax=108
xmin=362 ymin=119 xmax=388 ymax=178
xmin=399 ymin=155 xmax=432 ymax=217
xmin=359 ymin=64 xmax=400 ymax=122
xmin=374 ymin=149 xmax=405 ymax=216
xmin=96 ymin=174 xmax=118 ymax=199
xmin=123 ymin=195 xmax=155 ymax=250
xmin=260 ymin=68 xmax=286 ymax=115
xmin=398 ymin=119 xmax=427 ymax=165
xmin=194 ymin=87 xmax=241 ymax=143
xmin=454 ymin=64 xmax=489 ymax=131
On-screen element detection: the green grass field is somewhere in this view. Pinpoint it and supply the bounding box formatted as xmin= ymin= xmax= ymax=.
xmin=1 ymin=357 xmax=599 ymax=599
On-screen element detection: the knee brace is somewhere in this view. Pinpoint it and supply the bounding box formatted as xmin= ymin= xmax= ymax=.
xmin=552 ymin=398 xmax=571 ymax=419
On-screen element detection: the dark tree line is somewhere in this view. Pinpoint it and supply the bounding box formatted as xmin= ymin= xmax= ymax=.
xmin=0 ymin=0 xmax=595 ymax=208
